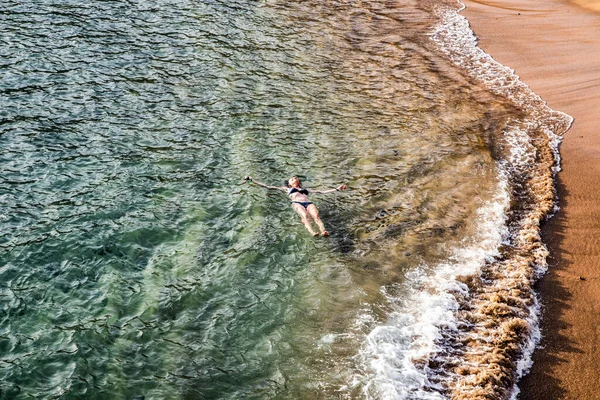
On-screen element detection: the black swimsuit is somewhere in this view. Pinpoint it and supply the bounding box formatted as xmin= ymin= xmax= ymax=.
xmin=288 ymin=188 xmax=313 ymax=209
xmin=288 ymin=187 xmax=309 ymax=195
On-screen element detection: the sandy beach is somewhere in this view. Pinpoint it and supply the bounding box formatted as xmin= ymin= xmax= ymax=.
xmin=460 ymin=0 xmax=600 ymax=398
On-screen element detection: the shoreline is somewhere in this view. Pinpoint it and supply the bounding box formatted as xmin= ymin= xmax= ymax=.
xmin=460 ymin=0 xmax=600 ymax=399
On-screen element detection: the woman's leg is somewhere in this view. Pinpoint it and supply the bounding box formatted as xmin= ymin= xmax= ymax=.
xmin=292 ymin=203 xmax=319 ymax=236
xmin=306 ymin=204 xmax=328 ymax=236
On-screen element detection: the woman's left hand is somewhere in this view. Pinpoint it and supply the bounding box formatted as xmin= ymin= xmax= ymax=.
xmin=337 ymin=184 xmax=347 ymax=191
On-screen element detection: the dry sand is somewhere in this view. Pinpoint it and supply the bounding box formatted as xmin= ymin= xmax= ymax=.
xmin=460 ymin=0 xmax=600 ymax=398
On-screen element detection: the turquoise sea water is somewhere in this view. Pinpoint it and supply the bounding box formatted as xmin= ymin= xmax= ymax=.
xmin=0 ymin=0 xmax=571 ymax=399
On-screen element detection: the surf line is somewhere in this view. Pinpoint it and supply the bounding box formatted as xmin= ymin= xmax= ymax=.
xmin=425 ymin=2 xmax=573 ymax=399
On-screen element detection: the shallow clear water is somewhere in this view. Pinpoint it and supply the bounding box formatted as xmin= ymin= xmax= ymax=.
xmin=0 ymin=0 xmax=570 ymax=399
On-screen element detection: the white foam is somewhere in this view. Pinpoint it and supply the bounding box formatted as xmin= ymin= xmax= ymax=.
xmin=353 ymin=180 xmax=510 ymax=399
xmin=430 ymin=1 xmax=572 ymax=175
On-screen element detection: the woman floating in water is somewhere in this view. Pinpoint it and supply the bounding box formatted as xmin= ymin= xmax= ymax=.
xmin=245 ymin=175 xmax=347 ymax=236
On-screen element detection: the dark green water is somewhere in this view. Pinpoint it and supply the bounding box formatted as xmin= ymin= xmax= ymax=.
xmin=0 ymin=0 xmax=547 ymax=398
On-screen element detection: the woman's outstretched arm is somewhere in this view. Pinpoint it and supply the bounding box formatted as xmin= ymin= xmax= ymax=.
xmin=309 ymin=184 xmax=347 ymax=194
xmin=245 ymin=176 xmax=287 ymax=191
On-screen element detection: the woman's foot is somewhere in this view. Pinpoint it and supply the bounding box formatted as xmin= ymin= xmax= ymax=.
xmin=312 ymin=231 xmax=320 ymax=237
xmin=321 ymin=231 xmax=329 ymax=237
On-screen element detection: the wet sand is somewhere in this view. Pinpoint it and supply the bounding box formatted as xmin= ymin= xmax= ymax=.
xmin=460 ymin=0 xmax=600 ymax=398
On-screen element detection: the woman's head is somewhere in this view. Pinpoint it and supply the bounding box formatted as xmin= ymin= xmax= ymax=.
xmin=287 ymin=176 xmax=301 ymax=187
